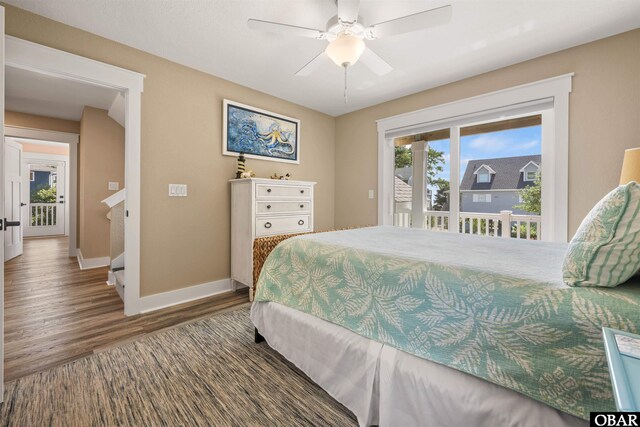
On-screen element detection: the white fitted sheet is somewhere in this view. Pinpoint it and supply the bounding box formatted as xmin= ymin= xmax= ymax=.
xmin=251 ymin=301 xmax=588 ymax=427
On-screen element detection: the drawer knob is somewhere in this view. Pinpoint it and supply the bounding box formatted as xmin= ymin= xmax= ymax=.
xmin=267 ymin=205 xmax=271 ymax=209
xmin=300 ymin=190 xmax=305 ymax=194
xmin=267 ymin=188 xmax=272 ymax=193
xmin=300 ymin=204 xmax=304 ymax=208
xmin=264 ymin=222 xmax=272 ymax=229
xmin=298 ymin=220 xmax=305 ymax=226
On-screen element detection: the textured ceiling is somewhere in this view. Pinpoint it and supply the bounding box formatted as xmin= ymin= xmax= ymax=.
xmin=5 ymin=0 xmax=640 ymax=116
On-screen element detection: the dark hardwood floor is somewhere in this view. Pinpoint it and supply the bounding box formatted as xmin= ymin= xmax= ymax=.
xmin=4 ymin=236 xmax=249 ymax=381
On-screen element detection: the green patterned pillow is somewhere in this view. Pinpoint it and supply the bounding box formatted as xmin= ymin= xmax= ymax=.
xmin=563 ymin=181 xmax=640 ymax=287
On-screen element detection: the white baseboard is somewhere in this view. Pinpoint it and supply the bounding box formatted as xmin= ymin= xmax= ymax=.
xmin=76 ymin=249 xmax=110 ymax=270
xmin=138 ymin=278 xmax=234 ymax=314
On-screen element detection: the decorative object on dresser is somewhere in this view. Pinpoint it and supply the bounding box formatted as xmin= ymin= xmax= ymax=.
xmin=235 ymin=152 xmax=246 ymax=179
xmin=230 ymin=178 xmax=315 ymax=300
xmin=270 ymin=173 xmax=291 ymax=180
xmin=223 ymin=99 xmax=300 ymax=164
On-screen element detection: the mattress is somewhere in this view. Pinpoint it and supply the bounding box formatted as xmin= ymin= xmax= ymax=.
xmin=254 ymin=226 xmax=640 ymax=419
xmin=251 ymin=301 xmax=587 ymax=427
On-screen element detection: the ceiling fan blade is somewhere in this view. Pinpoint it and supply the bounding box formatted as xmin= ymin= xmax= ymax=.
xmin=337 ymin=0 xmax=360 ymax=25
xmin=295 ymin=51 xmax=328 ymax=76
xmin=359 ymin=47 xmax=393 ymax=76
xmin=365 ymin=5 xmax=452 ymax=40
xmin=248 ymin=19 xmax=326 ymax=39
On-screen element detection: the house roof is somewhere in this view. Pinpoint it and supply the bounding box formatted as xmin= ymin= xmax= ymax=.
xmin=473 ymin=164 xmax=496 ymax=175
xmin=394 ymin=177 xmax=412 ymax=202
xmin=460 ymin=155 xmax=541 ymax=191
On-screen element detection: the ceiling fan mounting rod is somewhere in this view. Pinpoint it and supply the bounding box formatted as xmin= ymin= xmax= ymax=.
xmin=344 ymin=65 xmax=348 ymax=104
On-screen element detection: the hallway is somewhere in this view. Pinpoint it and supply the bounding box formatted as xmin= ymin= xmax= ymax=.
xmin=4 ymin=237 xmax=248 ymax=381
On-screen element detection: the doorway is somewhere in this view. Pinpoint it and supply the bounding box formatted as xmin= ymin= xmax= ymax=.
xmin=25 ymin=160 xmax=66 ymax=237
xmin=4 ymin=35 xmax=144 ymax=316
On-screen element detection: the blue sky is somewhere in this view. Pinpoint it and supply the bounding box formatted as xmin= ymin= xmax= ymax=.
xmin=429 ymin=125 xmax=541 ymax=183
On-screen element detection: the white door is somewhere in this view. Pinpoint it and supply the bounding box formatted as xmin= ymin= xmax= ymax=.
xmin=1 ymin=4 xmax=8 ymax=402
xmin=25 ymin=161 xmax=65 ymax=237
xmin=4 ymin=140 xmax=23 ymax=261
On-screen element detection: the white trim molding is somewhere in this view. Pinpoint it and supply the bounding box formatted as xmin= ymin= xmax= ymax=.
xmin=138 ymin=278 xmax=234 ymax=313
xmin=377 ymin=73 xmax=573 ymax=242
xmin=76 ymin=249 xmax=110 ymax=270
xmin=5 ymin=128 xmax=78 ymax=255
xmin=6 ymin=35 xmax=146 ymax=315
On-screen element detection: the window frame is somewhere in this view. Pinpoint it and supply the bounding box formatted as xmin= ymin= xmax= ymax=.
xmin=477 ymin=172 xmax=491 ymax=183
xmin=473 ymin=193 xmax=492 ymax=203
xmin=377 ymin=74 xmax=572 ymax=242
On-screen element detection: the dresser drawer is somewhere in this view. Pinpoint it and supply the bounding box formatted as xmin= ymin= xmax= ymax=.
xmin=256 ymin=184 xmax=311 ymax=199
xmin=256 ymin=201 xmax=311 ymax=215
xmin=256 ymin=215 xmax=311 ymax=237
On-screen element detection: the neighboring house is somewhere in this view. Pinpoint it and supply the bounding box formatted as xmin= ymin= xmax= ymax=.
xmin=459 ymin=155 xmax=540 ymax=214
xmin=394 ymin=176 xmax=412 ymax=212
xmin=30 ymin=170 xmax=54 ymax=191
xmin=394 ymin=174 xmax=433 ymax=210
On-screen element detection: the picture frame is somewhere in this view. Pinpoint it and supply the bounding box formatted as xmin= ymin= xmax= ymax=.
xmin=222 ymin=99 xmax=300 ymax=164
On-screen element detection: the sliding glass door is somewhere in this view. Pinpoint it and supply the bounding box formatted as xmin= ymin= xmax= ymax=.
xmin=393 ymin=113 xmax=544 ymax=241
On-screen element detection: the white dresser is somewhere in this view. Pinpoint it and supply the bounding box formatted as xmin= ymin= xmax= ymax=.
xmin=230 ymin=178 xmax=316 ymax=299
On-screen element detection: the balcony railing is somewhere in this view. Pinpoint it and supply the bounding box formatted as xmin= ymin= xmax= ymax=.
xmin=393 ymin=209 xmax=541 ymax=240
xmin=30 ymin=203 xmax=57 ymax=227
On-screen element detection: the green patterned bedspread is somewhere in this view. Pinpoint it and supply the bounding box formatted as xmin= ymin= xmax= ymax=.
xmin=254 ymin=227 xmax=640 ymax=420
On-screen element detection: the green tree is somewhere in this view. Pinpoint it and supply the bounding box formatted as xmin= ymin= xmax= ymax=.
xmin=395 ymin=146 xmax=412 ymax=169
xmin=31 ymin=185 xmax=57 ymax=203
xmin=515 ymin=173 xmax=541 ymax=214
xmin=432 ymin=178 xmax=450 ymax=211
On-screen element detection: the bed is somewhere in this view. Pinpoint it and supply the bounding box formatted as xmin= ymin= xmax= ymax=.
xmin=251 ymin=226 xmax=640 ymax=426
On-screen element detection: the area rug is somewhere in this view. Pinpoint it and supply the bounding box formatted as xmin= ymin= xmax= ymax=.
xmin=0 ymin=305 xmax=357 ymax=426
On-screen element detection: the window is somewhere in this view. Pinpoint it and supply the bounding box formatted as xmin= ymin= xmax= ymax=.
xmin=473 ymin=194 xmax=492 ymax=203
xmin=29 ymin=171 xmax=35 ymax=181
xmin=525 ymin=171 xmax=537 ymax=181
xmin=378 ymin=74 xmax=572 ymax=242
xmin=477 ymin=173 xmax=490 ymax=183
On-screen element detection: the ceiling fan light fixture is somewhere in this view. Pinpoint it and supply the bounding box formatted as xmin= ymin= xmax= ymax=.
xmin=325 ymin=34 xmax=365 ymax=67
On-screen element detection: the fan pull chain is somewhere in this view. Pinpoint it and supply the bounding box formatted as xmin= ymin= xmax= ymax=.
xmin=344 ymin=65 xmax=348 ymax=104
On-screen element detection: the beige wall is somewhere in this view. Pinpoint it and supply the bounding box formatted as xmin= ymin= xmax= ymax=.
xmin=4 ymin=5 xmax=336 ymax=296
xmin=20 ymin=141 xmax=69 ymax=156
xmin=335 ymin=29 xmax=640 ymax=238
xmin=5 ymin=110 xmax=80 ymax=134
xmin=79 ymin=107 xmax=125 ymax=259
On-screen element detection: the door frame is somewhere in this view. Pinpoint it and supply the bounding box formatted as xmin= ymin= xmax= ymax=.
xmin=5 ymin=35 xmax=145 ymax=316
xmin=5 ymin=130 xmax=78 ymax=253
xmin=21 ymin=151 xmax=70 ymax=238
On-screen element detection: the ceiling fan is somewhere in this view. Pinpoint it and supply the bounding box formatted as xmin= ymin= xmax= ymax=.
xmin=248 ymin=0 xmax=452 ymax=80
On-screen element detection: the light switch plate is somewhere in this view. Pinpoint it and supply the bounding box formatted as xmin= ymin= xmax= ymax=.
xmin=169 ymin=184 xmax=188 ymax=197
xmin=368 ymin=190 xmax=375 ymax=199
xmin=109 ymin=182 xmax=119 ymax=191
